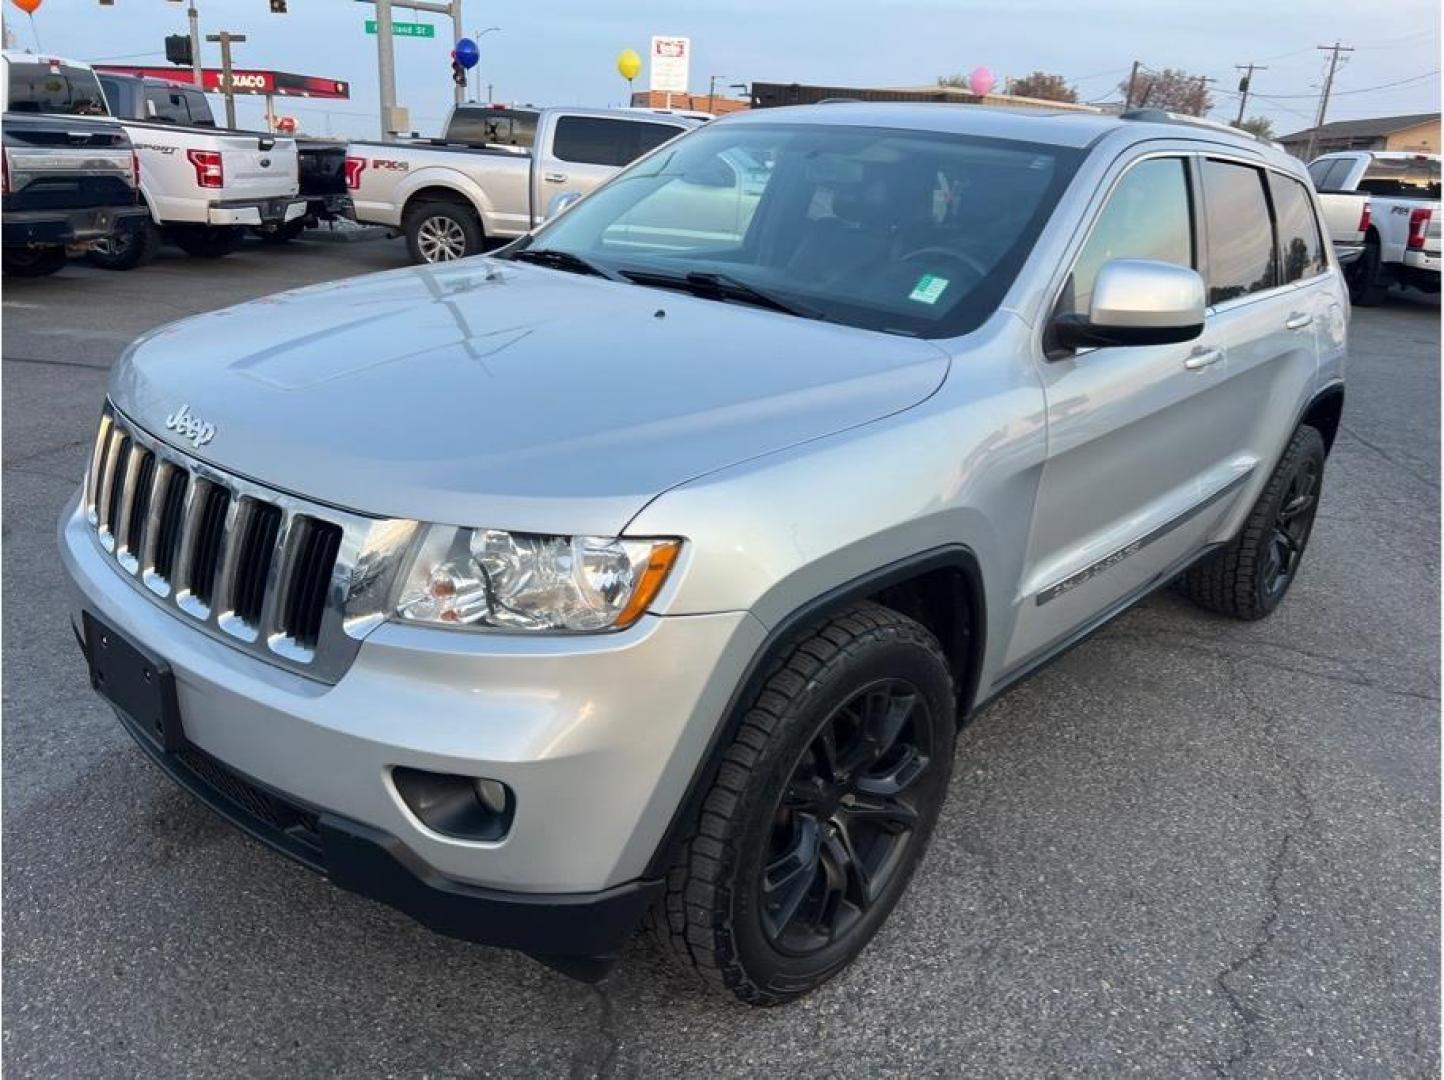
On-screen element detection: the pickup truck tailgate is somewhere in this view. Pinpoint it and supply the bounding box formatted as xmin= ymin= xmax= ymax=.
xmin=2 ymin=115 xmax=136 ymax=211
xmin=219 ymin=133 xmax=298 ymax=196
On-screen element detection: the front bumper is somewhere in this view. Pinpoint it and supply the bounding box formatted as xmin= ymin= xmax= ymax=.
xmin=60 ymin=493 xmax=763 ymax=962
xmin=3 ymin=205 xmax=147 ymax=247
xmin=207 ymin=197 xmax=307 ymax=227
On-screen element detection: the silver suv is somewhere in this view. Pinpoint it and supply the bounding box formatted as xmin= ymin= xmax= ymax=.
xmin=61 ymin=103 xmax=1347 ymax=1004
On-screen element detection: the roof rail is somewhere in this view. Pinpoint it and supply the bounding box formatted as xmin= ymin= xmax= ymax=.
xmin=816 ymin=97 xmax=864 ymax=104
xmin=1118 ymin=107 xmax=1281 ymax=149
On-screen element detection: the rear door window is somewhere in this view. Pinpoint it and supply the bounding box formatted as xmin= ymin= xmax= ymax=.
xmin=7 ymin=61 xmax=108 ymax=116
xmin=1268 ymin=172 xmax=1327 ymax=282
xmin=1061 ymin=156 xmax=1194 ymax=316
xmin=1201 ymin=159 xmax=1278 ymax=305
xmin=145 ymin=88 xmax=191 ymax=124
xmin=552 ymin=116 xmax=686 ymax=166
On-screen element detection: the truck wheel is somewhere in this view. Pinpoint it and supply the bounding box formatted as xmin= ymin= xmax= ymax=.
xmin=87 ymin=219 xmax=160 ymax=271
xmin=405 ymin=199 xmax=482 ymax=263
xmin=1180 ymin=424 xmax=1326 ymax=621
xmin=1346 ymin=238 xmax=1389 ymax=306
xmin=170 ymin=225 xmax=245 ymax=259
xmin=651 ymin=602 xmax=956 ymax=1005
xmin=2 ymin=247 xmax=68 ymax=277
xmin=256 ymin=218 xmax=308 ymax=245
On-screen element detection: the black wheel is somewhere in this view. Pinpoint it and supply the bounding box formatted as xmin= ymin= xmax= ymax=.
xmin=256 ymin=218 xmax=308 ymax=245
xmin=1181 ymin=425 xmax=1326 ymax=620
xmin=2 ymin=246 xmax=67 ymax=277
xmin=651 ymin=602 xmax=956 ymax=1005
xmin=87 ymin=219 xmax=160 ymax=270
xmin=1346 ymin=237 xmax=1388 ymax=306
xmin=404 ymin=199 xmax=482 ymax=264
xmin=169 ymin=224 xmax=245 ymax=259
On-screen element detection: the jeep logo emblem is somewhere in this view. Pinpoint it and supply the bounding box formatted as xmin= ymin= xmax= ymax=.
xmin=164 ymin=404 xmax=216 ymax=448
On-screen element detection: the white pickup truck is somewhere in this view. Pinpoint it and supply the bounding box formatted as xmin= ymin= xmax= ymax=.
xmin=1308 ymin=150 xmax=1440 ymax=305
xmin=0 ymin=52 xmax=305 ymax=268
xmin=347 ymin=105 xmax=697 ymax=263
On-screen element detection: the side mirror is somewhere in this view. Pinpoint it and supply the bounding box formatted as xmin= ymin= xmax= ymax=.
xmin=1052 ymin=259 xmax=1205 ymax=350
xmin=544 ymin=190 xmax=583 ymax=221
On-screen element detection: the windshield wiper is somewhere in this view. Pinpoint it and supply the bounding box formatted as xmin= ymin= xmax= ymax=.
xmin=621 ymin=268 xmax=823 ymax=320
xmin=504 ymin=248 xmax=622 ymax=281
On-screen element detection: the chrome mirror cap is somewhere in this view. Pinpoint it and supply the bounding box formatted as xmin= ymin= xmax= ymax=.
xmin=1090 ymin=259 xmax=1207 ymax=330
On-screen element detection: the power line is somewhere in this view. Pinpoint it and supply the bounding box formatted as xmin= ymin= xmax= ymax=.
xmin=1246 ymin=68 xmax=1439 ymax=98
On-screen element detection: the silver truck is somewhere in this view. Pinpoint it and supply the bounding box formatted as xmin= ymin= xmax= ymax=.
xmin=346 ymin=104 xmax=696 ymax=263
xmin=63 ymin=104 xmax=1347 ymax=1004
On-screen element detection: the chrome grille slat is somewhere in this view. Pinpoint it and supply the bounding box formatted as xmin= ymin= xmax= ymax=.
xmin=83 ymin=404 xmax=409 ymax=684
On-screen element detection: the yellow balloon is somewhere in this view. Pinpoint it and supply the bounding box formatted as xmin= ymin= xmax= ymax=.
xmin=616 ymin=49 xmax=642 ymax=82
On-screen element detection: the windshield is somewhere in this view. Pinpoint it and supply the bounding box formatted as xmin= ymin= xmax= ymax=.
xmin=8 ymin=61 xmax=109 ymax=116
xmin=519 ymin=122 xmax=1083 ymax=337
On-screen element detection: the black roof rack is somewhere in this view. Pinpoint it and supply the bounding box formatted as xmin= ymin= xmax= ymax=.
xmin=1117 ymin=107 xmax=1278 ymax=146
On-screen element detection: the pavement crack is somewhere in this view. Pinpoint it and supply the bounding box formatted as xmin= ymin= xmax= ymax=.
xmin=569 ymin=982 xmax=622 ymax=1080
xmin=1337 ymin=423 xmax=1436 ymax=492
xmin=1207 ymin=659 xmax=1318 ymax=1078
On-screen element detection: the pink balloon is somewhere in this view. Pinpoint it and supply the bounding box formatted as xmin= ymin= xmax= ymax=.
xmin=968 ymin=67 xmax=994 ymax=96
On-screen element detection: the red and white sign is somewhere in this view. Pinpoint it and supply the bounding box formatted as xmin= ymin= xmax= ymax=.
xmin=649 ymin=35 xmax=690 ymax=94
xmin=95 ymin=65 xmax=350 ymax=99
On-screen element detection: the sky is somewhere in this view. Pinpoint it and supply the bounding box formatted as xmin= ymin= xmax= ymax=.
xmin=3 ymin=0 xmax=1439 ymax=139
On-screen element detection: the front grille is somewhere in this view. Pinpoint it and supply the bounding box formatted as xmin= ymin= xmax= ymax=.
xmin=84 ymin=404 xmax=415 ymax=683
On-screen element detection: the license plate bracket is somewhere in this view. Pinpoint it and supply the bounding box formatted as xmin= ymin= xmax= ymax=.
xmin=83 ymin=611 xmax=183 ymax=752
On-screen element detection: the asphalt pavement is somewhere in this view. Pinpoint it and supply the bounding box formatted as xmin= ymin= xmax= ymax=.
xmin=3 ymin=237 xmax=1439 ymax=1077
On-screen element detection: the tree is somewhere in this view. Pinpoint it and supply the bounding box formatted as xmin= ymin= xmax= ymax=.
xmin=1233 ymin=115 xmax=1275 ymax=139
xmin=937 ymin=74 xmax=968 ymax=88
xmin=1007 ymin=71 xmax=1078 ymax=103
xmin=1121 ymin=68 xmax=1214 ymax=116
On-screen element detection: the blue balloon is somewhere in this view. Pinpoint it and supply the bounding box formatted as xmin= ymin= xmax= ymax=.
xmin=455 ymin=37 xmax=480 ymax=69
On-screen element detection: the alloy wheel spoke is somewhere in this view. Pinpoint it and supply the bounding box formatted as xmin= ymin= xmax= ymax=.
xmin=825 ymin=818 xmax=876 ymax=909
xmin=841 ymin=792 xmax=919 ymax=833
xmin=1280 ymin=492 xmax=1316 ymax=521
xmin=761 ymin=815 xmax=823 ymax=938
xmin=857 ymin=745 xmax=930 ymax=798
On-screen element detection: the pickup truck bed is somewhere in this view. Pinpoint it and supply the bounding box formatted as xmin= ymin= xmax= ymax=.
xmin=2 ymin=111 xmax=148 ymax=275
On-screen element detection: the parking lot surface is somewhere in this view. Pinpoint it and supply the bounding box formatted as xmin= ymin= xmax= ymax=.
xmin=3 ymin=239 xmax=1439 ymax=1077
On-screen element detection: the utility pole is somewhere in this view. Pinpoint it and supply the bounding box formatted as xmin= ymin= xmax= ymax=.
xmin=187 ymin=3 xmax=203 ymax=89
xmin=1233 ymin=62 xmax=1267 ymax=126
xmin=451 ymin=0 xmax=464 ymax=106
xmin=1124 ymin=60 xmax=1142 ymax=109
xmin=205 ymin=31 xmax=246 ymax=128
xmin=1307 ymin=41 xmax=1354 ymax=160
xmin=1195 ymin=74 xmax=1216 ymax=116
xmin=708 ymin=74 xmax=726 ymax=114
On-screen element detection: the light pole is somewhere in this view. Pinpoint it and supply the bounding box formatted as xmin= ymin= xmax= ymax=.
xmin=472 ymin=26 xmax=500 ymax=103
xmin=730 ymin=81 xmax=750 ymax=108
xmin=708 ymin=74 xmax=726 ymax=114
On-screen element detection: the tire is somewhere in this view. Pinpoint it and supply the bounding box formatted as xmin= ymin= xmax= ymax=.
xmin=87 ymin=219 xmax=160 ymax=271
xmin=2 ymin=246 xmax=67 ymax=277
xmin=1180 ymin=425 xmax=1326 ymax=621
xmin=651 ymin=602 xmax=956 ymax=1005
xmin=169 ymin=224 xmax=245 ymax=259
xmin=256 ymin=218 xmax=308 ymax=245
xmin=1346 ymin=237 xmax=1388 ymax=306
xmin=404 ymin=199 xmax=483 ymax=264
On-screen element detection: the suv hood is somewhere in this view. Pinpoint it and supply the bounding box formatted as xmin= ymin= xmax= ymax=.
xmin=110 ymin=260 xmax=949 ymax=535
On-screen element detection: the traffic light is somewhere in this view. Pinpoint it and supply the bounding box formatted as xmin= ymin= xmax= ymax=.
xmin=165 ymin=33 xmax=193 ymax=67
xmin=451 ymin=58 xmax=466 ymax=87
xmin=270 ymin=0 xmax=287 ymax=11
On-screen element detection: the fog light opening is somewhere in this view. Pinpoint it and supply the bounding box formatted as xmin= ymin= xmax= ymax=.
xmin=392 ymin=766 xmax=515 ymax=841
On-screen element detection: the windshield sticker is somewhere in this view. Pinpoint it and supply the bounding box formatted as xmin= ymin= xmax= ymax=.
xmin=908 ymin=274 xmax=950 ymax=305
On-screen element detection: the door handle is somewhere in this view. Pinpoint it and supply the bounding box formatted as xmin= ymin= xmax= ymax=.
xmin=1285 ymin=312 xmax=1313 ymax=330
xmin=543 ymin=172 xmax=568 ymax=184
xmin=1183 ymin=347 xmax=1224 ymax=371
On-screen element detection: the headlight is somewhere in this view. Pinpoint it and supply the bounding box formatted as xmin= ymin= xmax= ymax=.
xmin=393 ymin=526 xmax=682 ymax=632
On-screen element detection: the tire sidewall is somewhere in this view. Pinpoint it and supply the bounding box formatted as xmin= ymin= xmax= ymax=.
xmin=3 ymin=246 xmax=67 ymax=277
xmin=725 ymin=632 xmax=955 ymax=998
xmin=1251 ymin=426 xmax=1326 ymax=613
xmin=405 ymin=201 xmax=482 ymax=264
xmin=171 ymin=225 xmax=244 ymax=258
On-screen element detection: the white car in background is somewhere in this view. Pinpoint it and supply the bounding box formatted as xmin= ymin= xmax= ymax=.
xmin=0 ymin=51 xmax=305 ymax=268
xmin=1308 ymin=150 xmax=1440 ymax=304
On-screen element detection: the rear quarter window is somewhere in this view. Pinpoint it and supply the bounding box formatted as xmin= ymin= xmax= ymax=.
xmin=1268 ymin=172 xmax=1327 ymax=282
